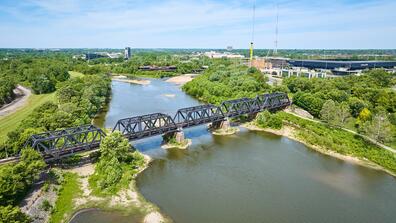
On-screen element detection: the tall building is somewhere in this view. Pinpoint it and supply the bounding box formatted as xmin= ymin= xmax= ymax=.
xmin=124 ymin=47 xmax=131 ymax=60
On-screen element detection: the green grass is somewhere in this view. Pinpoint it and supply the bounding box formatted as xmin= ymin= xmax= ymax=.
xmin=68 ymin=71 xmax=85 ymax=78
xmin=50 ymin=172 xmax=81 ymax=223
xmin=0 ymin=92 xmax=55 ymax=143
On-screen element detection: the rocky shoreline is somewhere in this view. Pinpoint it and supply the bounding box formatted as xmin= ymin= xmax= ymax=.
xmin=65 ymin=154 xmax=168 ymax=223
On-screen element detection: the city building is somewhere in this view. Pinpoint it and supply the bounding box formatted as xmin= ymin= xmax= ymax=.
xmin=287 ymin=59 xmax=396 ymax=75
xmin=254 ymin=57 xmax=396 ymax=78
xmin=83 ymin=52 xmax=123 ymax=60
xmin=84 ymin=53 xmax=107 ymax=60
xmin=124 ymin=47 xmax=131 ymax=60
xmin=202 ymin=51 xmax=245 ymax=59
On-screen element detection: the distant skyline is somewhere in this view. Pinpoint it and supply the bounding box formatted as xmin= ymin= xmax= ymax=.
xmin=0 ymin=0 xmax=395 ymax=49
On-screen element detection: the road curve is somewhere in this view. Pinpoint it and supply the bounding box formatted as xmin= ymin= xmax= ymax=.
xmin=0 ymin=85 xmax=32 ymax=117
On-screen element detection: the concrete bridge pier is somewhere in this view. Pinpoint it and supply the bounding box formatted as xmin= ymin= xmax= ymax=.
xmin=248 ymin=112 xmax=258 ymax=120
xmin=163 ymin=129 xmax=185 ymax=144
xmin=211 ymin=118 xmax=230 ymax=130
xmin=162 ymin=128 xmax=191 ymax=149
xmin=210 ymin=118 xmax=238 ymax=135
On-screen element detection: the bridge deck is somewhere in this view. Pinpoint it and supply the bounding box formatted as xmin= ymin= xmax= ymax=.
xmin=16 ymin=92 xmax=290 ymax=161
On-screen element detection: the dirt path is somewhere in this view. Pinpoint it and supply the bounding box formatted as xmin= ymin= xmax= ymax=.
xmin=0 ymin=85 xmax=32 ymax=117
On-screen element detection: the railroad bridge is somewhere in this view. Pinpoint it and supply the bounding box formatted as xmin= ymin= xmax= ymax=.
xmin=21 ymin=92 xmax=290 ymax=160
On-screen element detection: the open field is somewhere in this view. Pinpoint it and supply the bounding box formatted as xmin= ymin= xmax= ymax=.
xmin=69 ymin=71 xmax=85 ymax=78
xmin=0 ymin=92 xmax=55 ymax=143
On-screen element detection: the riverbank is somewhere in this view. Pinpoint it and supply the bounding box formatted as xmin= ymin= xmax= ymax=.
xmin=112 ymin=75 xmax=151 ymax=85
xmin=242 ymin=118 xmax=396 ymax=177
xmin=165 ymin=74 xmax=196 ymax=85
xmin=50 ymin=154 xmax=168 ymax=223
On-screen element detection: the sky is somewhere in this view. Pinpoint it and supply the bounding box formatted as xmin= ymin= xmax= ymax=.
xmin=0 ymin=0 xmax=395 ymax=49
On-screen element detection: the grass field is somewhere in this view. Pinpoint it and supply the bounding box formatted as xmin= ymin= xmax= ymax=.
xmin=50 ymin=172 xmax=81 ymax=223
xmin=0 ymin=92 xmax=55 ymax=143
xmin=68 ymin=71 xmax=85 ymax=78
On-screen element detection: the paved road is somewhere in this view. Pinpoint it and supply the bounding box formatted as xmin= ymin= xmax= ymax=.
xmin=0 ymin=85 xmax=32 ymax=117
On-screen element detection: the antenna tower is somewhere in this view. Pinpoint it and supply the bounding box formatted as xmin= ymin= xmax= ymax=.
xmin=274 ymin=3 xmax=279 ymax=55
xmin=249 ymin=0 xmax=256 ymax=67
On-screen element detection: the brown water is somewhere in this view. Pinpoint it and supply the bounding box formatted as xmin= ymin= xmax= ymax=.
xmin=71 ymin=79 xmax=396 ymax=223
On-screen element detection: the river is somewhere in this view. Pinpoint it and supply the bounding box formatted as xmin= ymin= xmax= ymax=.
xmin=72 ymin=79 xmax=396 ymax=223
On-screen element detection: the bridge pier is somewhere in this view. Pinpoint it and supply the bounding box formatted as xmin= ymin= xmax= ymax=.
xmin=211 ymin=118 xmax=230 ymax=129
xmin=162 ymin=129 xmax=191 ymax=149
xmin=248 ymin=112 xmax=258 ymax=120
xmin=210 ymin=118 xmax=238 ymax=135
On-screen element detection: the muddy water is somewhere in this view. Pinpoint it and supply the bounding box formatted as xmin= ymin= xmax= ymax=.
xmin=73 ymin=79 xmax=396 ymax=223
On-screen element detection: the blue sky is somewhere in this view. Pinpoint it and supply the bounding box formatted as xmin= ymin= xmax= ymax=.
xmin=0 ymin=0 xmax=395 ymax=49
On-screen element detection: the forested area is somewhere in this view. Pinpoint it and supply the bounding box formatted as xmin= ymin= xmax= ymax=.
xmin=89 ymin=132 xmax=144 ymax=195
xmin=182 ymin=60 xmax=271 ymax=104
xmin=0 ymin=74 xmax=111 ymax=158
xmin=110 ymin=52 xmax=209 ymax=78
xmin=0 ymin=58 xmax=70 ymax=94
xmin=284 ymin=69 xmax=396 ymax=146
xmin=0 ymin=52 xmax=111 ymax=222
xmin=0 ymin=148 xmax=46 ymax=222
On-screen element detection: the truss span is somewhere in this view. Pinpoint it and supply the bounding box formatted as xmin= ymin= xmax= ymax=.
xmin=24 ymin=125 xmax=106 ymax=158
xmin=10 ymin=92 xmax=291 ymax=162
xmin=174 ymin=104 xmax=225 ymax=128
xmin=113 ymin=113 xmax=177 ymax=140
xmin=221 ymin=97 xmax=261 ymax=118
xmin=256 ymin=93 xmax=290 ymax=110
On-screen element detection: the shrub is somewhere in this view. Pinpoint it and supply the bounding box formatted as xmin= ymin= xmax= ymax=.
xmin=255 ymin=111 xmax=283 ymax=130
xmin=0 ymin=205 xmax=30 ymax=223
xmin=40 ymin=199 xmax=52 ymax=211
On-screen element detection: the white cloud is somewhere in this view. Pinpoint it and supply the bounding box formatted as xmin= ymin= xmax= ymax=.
xmin=0 ymin=0 xmax=395 ymax=48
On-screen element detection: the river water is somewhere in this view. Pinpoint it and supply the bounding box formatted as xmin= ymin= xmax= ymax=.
xmin=72 ymin=79 xmax=396 ymax=223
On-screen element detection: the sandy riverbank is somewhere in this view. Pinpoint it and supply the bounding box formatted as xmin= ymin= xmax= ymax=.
xmin=165 ymin=74 xmax=195 ymax=85
xmin=242 ymin=122 xmax=396 ymax=177
xmin=112 ymin=75 xmax=151 ymax=85
xmin=64 ymin=154 xmax=168 ymax=223
xmin=0 ymin=85 xmax=32 ymax=117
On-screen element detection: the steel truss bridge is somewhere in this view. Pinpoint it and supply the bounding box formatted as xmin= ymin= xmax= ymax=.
xmin=6 ymin=92 xmax=290 ymax=162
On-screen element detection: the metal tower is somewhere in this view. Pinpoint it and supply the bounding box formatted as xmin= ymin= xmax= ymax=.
xmin=249 ymin=0 xmax=256 ymax=67
xmin=274 ymin=3 xmax=279 ymax=55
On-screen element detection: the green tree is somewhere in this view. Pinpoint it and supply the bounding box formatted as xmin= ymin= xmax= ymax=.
xmin=90 ymin=132 xmax=131 ymax=191
xmin=348 ymin=97 xmax=367 ymax=117
xmin=0 ymin=148 xmax=45 ymax=206
xmin=31 ymin=75 xmax=55 ymax=94
xmin=363 ymin=112 xmax=393 ymax=143
xmin=16 ymin=148 xmax=46 ymax=185
xmin=256 ymin=111 xmax=283 ymax=130
xmin=0 ymin=205 xmax=30 ymax=223
xmin=320 ymin=99 xmax=336 ymax=124
xmin=336 ymin=102 xmax=351 ymax=126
